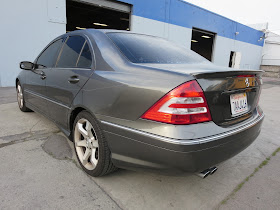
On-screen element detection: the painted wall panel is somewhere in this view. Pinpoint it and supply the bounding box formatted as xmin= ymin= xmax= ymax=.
xmin=235 ymin=40 xmax=262 ymax=69
xmin=209 ymin=33 xmax=262 ymax=70
xmin=132 ymin=16 xmax=263 ymax=70
xmin=211 ymin=36 xmax=232 ymax=67
xmin=131 ymin=16 xmax=167 ymax=38
xmin=262 ymin=43 xmax=280 ymax=66
xmin=0 ymin=0 xmax=264 ymax=86
xmin=47 ymin=0 xmax=67 ymax=24
xmin=168 ymin=24 xmax=192 ymax=49
xmin=131 ymin=16 xmax=192 ymax=50
xmin=121 ymin=0 xmax=168 ymax=23
xmin=119 ymin=0 xmax=265 ymax=47
xmin=0 ymin=0 xmax=65 ymax=87
xmin=262 ymin=32 xmax=280 ymax=66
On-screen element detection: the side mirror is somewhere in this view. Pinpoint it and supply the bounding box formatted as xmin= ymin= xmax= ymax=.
xmin=20 ymin=61 xmax=34 ymax=70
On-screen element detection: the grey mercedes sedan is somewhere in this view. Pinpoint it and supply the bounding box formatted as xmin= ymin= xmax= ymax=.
xmin=17 ymin=29 xmax=264 ymax=177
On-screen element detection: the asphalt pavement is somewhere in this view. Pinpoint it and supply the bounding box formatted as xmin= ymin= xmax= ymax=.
xmin=0 ymin=77 xmax=280 ymax=210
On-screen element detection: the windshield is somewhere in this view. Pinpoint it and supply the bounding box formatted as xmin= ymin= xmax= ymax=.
xmin=106 ymin=32 xmax=208 ymax=64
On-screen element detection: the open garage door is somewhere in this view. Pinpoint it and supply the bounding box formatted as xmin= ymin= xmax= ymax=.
xmin=66 ymin=0 xmax=131 ymax=32
xmin=191 ymin=28 xmax=216 ymax=61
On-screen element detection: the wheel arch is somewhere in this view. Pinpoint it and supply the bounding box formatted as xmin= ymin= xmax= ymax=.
xmin=15 ymin=78 xmax=19 ymax=86
xmin=69 ymin=106 xmax=100 ymax=140
xmin=69 ymin=107 xmax=86 ymax=138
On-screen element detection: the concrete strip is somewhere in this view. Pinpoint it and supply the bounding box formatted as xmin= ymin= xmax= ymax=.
xmin=220 ymin=151 xmax=280 ymax=209
xmin=0 ymin=103 xmax=58 ymax=138
xmin=0 ymin=139 xmax=121 ymax=210
xmin=0 ymin=87 xmax=16 ymax=105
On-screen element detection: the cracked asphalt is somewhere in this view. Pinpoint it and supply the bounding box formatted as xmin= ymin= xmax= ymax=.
xmin=0 ymin=78 xmax=280 ymax=210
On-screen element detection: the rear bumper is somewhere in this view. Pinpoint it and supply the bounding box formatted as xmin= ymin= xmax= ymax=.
xmin=101 ymin=113 xmax=264 ymax=172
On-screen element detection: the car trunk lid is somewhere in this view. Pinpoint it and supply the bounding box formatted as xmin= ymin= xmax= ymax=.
xmin=193 ymin=70 xmax=263 ymax=126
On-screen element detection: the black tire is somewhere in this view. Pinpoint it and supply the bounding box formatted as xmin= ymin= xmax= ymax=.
xmin=16 ymin=82 xmax=32 ymax=112
xmin=73 ymin=111 xmax=118 ymax=177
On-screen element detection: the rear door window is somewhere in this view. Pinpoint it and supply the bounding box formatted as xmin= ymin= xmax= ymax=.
xmin=56 ymin=36 xmax=85 ymax=68
xmin=77 ymin=42 xmax=92 ymax=68
xmin=36 ymin=39 xmax=63 ymax=68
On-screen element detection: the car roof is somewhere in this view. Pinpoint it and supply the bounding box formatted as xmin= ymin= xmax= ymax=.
xmin=65 ymin=28 xmax=154 ymax=37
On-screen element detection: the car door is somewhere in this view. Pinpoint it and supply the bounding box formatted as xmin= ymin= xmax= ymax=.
xmin=45 ymin=35 xmax=94 ymax=128
xmin=24 ymin=38 xmax=64 ymax=114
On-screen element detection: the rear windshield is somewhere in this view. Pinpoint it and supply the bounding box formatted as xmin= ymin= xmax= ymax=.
xmin=106 ymin=32 xmax=208 ymax=64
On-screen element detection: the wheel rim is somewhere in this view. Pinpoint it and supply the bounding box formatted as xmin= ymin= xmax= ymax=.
xmin=17 ymin=85 xmax=24 ymax=109
xmin=74 ymin=118 xmax=99 ymax=170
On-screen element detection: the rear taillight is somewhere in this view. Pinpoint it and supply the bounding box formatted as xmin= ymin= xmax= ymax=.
xmin=141 ymin=80 xmax=212 ymax=125
xmin=237 ymin=75 xmax=255 ymax=77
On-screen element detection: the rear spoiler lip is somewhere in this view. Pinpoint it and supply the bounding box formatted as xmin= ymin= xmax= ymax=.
xmin=192 ymin=69 xmax=264 ymax=79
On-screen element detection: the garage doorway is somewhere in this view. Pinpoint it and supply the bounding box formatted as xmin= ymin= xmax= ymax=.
xmin=66 ymin=0 xmax=131 ymax=32
xmin=191 ymin=28 xmax=216 ymax=61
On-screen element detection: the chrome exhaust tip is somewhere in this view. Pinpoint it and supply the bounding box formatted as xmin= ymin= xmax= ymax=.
xmin=196 ymin=169 xmax=211 ymax=179
xmin=209 ymin=166 xmax=218 ymax=175
xmin=196 ymin=166 xmax=218 ymax=178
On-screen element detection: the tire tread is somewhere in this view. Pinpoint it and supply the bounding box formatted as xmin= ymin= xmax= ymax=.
xmin=74 ymin=111 xmax=118 ymax=177
xmin=17 ymin=82 xmax=32 ymax=112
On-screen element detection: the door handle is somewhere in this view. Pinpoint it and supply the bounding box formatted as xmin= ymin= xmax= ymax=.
xmin=68 ymin=76 xmax=80 ymax=84
xmin=40 ymin=72 xmax=46 ymax=80
xmin=32 ymin=69 xmax=46 ymax=80
xmin=40 ymin=75 xmax=46 ymax=80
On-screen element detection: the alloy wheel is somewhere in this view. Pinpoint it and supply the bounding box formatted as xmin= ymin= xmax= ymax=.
xmin=74 ymin=118 xmax=99 ymax=170
xmin=17 ymin=84 xmax=24 ymax=109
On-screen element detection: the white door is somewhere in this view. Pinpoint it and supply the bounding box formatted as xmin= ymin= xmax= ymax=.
xmin=232 ymin=52 xmax=242 ymax=69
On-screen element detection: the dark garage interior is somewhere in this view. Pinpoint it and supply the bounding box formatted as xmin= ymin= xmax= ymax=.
xmin=191 ymin=28 xmax=215 ymax=61
xmin=66 ymin=0 xmax=130 ymax=32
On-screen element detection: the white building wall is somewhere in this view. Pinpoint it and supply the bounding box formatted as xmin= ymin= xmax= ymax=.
xmin=131 ymin=16 xmax=192 ymax=49
xmin=213 ymin=36 xmax=263 ymax=69
xmin=262 ymin=32 xmax=280 ymax=66
xmin=0 ymin=0 xmax=66 ymax=87
xmin=0 ymin=2 xmax=263 ymax=87
xmin=131 ymin=16 xmax=263 ymax=70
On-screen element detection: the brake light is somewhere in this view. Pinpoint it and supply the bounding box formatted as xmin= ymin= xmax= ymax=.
xmin=141 ymin=80 xmax=212 ymax=125
xmin=237 ymin=75 xmax=255 ymax=77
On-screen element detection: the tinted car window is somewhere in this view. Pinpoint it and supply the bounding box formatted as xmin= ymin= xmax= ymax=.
xmin=36 ymin=39 xmax=63 ymax=68
xmin=77 ymin=42 xmax=92 ymax=68
xmin=56 ymin=36 xmax=85 ymax=68
xmin=107 ymin=33 xmax=208 ymax=64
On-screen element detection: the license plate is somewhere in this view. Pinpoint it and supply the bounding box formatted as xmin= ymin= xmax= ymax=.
xmin=230 ymin=93 xmax=248 ymax=116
